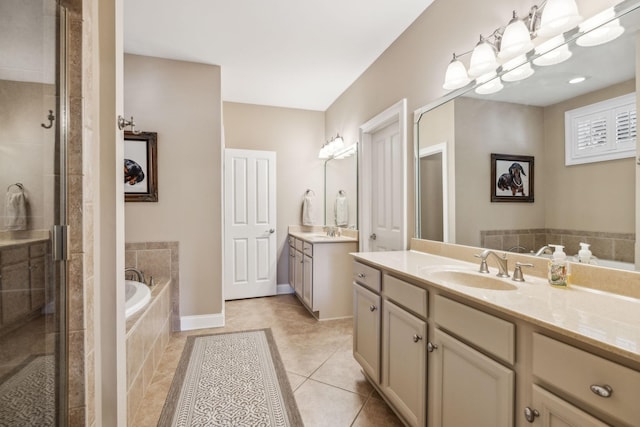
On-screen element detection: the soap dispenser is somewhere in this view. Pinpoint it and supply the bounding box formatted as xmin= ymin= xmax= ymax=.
xmin=548 ymin=244 xmax=568 ymax=287
xmin=578 ymin=242 xmax=592 ymax=264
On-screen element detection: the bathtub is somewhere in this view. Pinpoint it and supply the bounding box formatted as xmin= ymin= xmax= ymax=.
xmin=125 ymin=280 xmax=151 ymax=318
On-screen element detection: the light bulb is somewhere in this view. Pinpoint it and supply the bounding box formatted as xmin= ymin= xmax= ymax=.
xmin=502 ymin=55 xmax=534 ymax=82
xmin=499 ymin=12 xmax=534 ymax=60
xmin=537 ymin=0 xmax=582 ymax=38
xmin=443 ymin=55 xmax=471 ymax=90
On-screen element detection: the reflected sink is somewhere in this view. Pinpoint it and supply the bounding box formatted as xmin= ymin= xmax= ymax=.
xmin=429 ymin=269 xmax=518 ymax=291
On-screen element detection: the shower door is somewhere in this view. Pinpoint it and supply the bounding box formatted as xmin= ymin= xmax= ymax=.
xmin=0 ymin=0 xmax=67 ymax=425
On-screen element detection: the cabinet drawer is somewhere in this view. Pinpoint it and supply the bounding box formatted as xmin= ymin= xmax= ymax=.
xmin=434 ymin=295 xmax=515 ymax=365
xmin=302 ymin=242 xmax=313 ymax=257
xmin=288 ymin=236 xmax=295 ymax=247
xmin=382 ymin=274 xmax=427 ymax=318
xmin=1 ymin=246 xmax=29 ymax=266
xmin=533 ymin=333 xmax=640 ymax=426
xmin=294 ymin=238 xmax=303 ymax=251
xmin=353 ymin=261 xmax=381 ymax=293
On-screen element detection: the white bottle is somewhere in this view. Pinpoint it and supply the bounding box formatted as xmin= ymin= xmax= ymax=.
xmin=578 ymin=242 xmax=592 ymax=264
xmin=548 ymin=244 xmax=568 ymax=287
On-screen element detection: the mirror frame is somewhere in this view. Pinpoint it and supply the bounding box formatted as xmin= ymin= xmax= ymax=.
xmin=413 ymin=0 xmax=640 ymax=241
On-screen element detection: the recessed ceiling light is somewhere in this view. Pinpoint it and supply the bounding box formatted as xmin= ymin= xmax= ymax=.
xmin=568 ymin=76 xmax=586 ymax=84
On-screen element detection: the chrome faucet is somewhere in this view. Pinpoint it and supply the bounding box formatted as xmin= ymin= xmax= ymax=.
xmin=533 ymin=245 xmax=552 ymax=256
xmin=475 ymin=250 xmax=510 ymax=278
xmin=125 ymin=267 xmax=146 ymax=284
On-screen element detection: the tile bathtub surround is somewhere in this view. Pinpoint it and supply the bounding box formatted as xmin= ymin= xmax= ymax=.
xmin=126 ymin=279 xmax=172 ymax=426
xmin=411 ymin=238 xmax=640 ymax=300
xmin=132 ymin=295 xmax=403 ymax=427
xmin=480 ymin=228 xmax=635 ymax=263
xmin=125 ymin=242 xmax=179 ymax=331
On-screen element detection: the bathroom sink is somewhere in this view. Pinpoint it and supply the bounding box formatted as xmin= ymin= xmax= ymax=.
xmin=429 ymin=269 xmax=518 ymax=291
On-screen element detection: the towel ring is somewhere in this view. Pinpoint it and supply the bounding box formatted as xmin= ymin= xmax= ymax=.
xmin=338 ymin=190 xmax=346 ymax=196
xmin=7 ymin=183 xmax=24 ymax=192
xmin=305 ymin=189 xmax=315 ymax=196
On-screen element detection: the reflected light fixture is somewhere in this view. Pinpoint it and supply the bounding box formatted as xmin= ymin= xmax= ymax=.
xmin=502 ymin=55 xmax=535 ymax=82
xmin=468 ymin=36 xmax=499 ymax=77
xmin=442 ymin=54 xmax=471 ymax=90
xmin=576 ymin=8 xmax=624 ymax=47
xmin=533 ymin=35 xmax=572 ymax=66
xmin=475 ymin=72 xmax=504 ymax=95
xmin=498 ymin=11 xmax=534 ymax=59
xmin=568 ymin=76 xmax=586 ymax=84
xmin=536 ymin=0 xmax=582 ymax=38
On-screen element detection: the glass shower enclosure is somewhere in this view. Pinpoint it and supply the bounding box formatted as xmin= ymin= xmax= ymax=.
xmin=0 ymin=0 xmax=68 ymax=425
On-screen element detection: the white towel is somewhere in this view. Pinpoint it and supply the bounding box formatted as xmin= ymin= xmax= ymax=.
xmin=5 ymin=190 xmax=27 ymax=231
xmin=302 ymin=193 xmax=315 ymax=226
xmin=335 ymin=194 xmax=348 ymax=226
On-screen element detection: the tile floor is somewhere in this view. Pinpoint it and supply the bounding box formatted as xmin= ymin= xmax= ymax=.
xmin=132 ymin=294 xmax=403 ymax=426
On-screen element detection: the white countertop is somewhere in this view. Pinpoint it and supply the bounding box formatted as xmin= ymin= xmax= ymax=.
xmin=289 ymin=230 xmax=358 ymax=244
xmin=353 ymin=250 xmax=640 ymax=365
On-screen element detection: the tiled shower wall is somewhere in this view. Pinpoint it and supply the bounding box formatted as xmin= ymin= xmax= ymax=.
xmin=480 ymin=228 xmax=635 ymax=263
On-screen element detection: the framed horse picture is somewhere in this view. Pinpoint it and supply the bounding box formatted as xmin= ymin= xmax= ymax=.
xmin=491 ymin=153 xmax=534 ymax=203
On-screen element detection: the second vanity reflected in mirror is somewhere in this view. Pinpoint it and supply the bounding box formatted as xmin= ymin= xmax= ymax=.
xmin=416 ymin=0 xmax=640 ymax=271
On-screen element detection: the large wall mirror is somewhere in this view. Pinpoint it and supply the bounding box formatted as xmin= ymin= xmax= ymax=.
xmin=415 ymin=0 xmax=640 ymax=271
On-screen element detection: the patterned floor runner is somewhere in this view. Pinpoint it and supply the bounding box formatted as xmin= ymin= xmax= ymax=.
xmin=158 ymin=329 xmax=303 ymax=426
xmin=0 ymin=354 xmax=55 ymax=426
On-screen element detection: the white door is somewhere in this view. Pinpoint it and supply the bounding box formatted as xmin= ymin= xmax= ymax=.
xmin=359 ymin=99 xmax=407 ymax=252
xmin=224 ymin=149 xmax=276 ymax=300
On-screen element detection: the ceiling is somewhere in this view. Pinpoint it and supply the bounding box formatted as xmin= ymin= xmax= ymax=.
xmin=124 ymin=0 xmax=434 ymax=111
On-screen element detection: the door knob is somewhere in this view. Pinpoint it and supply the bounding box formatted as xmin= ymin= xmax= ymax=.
xmin=370 ymin=233 xmax=377 ymax=240
xmin=269 ymin=228 xmax=275 ymax=234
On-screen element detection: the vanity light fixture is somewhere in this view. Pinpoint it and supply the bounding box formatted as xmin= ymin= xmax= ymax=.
xmin=576 ymin=8 xmax=624 ymax=47
xmin=468 ymin=36 xmax=500 ymax=77
xmin=533 ymin=35 xmax=572 ymax=66
xmin=536 ymin=0 xmax=582 ymax=38
xmin=501 ymin=55 xmax=535 ymax=82
xmin=318 ymin=133 xmax=348 ymax=159
xmin=475 ymin=72 xmax=504 ymax=95
xmin=442 ymin=54 xmax=471 ymax=90
xmin=499 ymin=11 xmax=535 ymax=59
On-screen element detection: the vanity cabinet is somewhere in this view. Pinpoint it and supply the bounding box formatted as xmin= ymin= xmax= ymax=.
xmin=430 ymin=329 xmax=514 ymax=427
xmin=529 ymin=385 xmax=609 ymax=427
xmin=530 ymin=333 xmax=640 ymax=427
xmin=0 ymin=240 xmax=49 ymax=329
xmin=288 ymin=234 xmax=357 ymax=319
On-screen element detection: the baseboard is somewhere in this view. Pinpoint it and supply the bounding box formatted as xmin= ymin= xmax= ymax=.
xmin=179 ymin=312 xmax=225 ymax=331
xmin=277 ymin=283 xmax=295 ymax=295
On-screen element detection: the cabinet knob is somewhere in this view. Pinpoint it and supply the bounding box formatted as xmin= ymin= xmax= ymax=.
xmin=369 ymin=305 xmax=377 ymax=312
xmin=413 ymin=334 xmax=423 ymax=343
xmin=427 ymin=342 xmax=438 ymax=352
xmin=590 ymin=384 xmax=613 ymax=398
xmin=357 ymin=272 xmax=366 ymax=279
xmin=524 ymin=407 xmax=540 ymax=423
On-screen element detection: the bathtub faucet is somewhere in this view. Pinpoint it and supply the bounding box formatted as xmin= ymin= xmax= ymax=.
xmin=125 ymin=267 xmax=146 ymax=284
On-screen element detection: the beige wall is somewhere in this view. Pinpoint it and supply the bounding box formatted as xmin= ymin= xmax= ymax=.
xmin=123 ymin=54 xmax=222 ymax=316
xmin=455 ymin=97 xmax=545 ymax=246
xmin=223 ymin=102 xmax=325 ymax=285
xmin=324 ymin=0 xmax=621 ymax=242
xmin=544 ymin=79 xmax=636 ymax=233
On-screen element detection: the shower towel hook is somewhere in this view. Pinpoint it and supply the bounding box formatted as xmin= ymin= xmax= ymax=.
xmin=41 ymin=110 xmax=55 ymax=129
xmin=7 ymin=183 xmax=24 ymax=192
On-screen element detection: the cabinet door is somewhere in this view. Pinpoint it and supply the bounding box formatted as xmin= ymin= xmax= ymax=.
xmin=302 ymin=254 xmax=312 ymax=308
xmin=294 ymin=250 xmax=303 ymax=296
xmin=529 ymin=385 xmax=609 ymax=427
xmin=382 ymin=299 xmax=426 ymax=427
xmin=431 ymin=329 xmax=514 ymax=427
xmin=353 ymin=283 xmax=381 ymax=383
xmin=288 ymin=246 xmax=295 ymax=289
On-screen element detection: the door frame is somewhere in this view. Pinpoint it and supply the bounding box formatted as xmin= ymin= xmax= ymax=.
xmin=358 ymin=99 xmax=408 ymax=252
xmin=418 ymin=143 xmax=449 ymax=242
